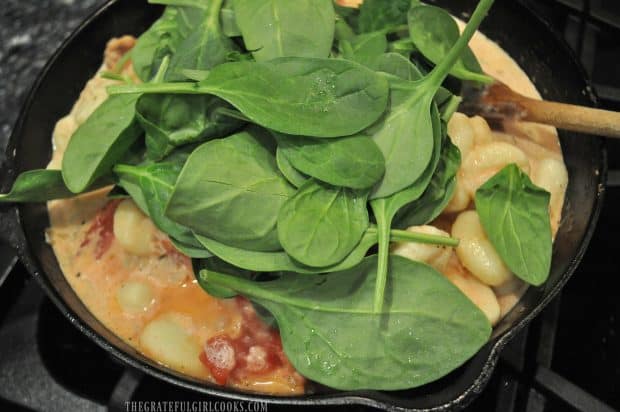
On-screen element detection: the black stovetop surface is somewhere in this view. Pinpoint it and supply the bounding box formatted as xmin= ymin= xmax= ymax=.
xmin=1 ymin=1 xmax=619 ymax=411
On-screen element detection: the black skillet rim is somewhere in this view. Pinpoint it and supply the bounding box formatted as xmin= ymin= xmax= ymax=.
xmin=1 ymin=0 xmax=608 ymax=411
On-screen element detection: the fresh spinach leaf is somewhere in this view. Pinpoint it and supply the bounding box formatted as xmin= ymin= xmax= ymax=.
xmin=132 ymin=7 xmax=183 ymax=82
xmin=200 ymin=255 xmax=491 ymax=390
xmin=166 ymin=0 xmax=238 ymax=81
xmin=149 ymin=0 xmax=205 ymax=6
xmin=371 ymin=52 xmax=422 ymax=81
xmin=166 ymin=128 xmax=295 ymax=252
xmin=364 ymin=52 xmax=435 ymax=200
xmin=62 ymin=93 xmax=142 ymax=193
xmin=136 ymin=94 xmax=243 ymax=160
xmin=394 ymin=138 xmax=461 ymax=228
xmin=0 ymin=170 xmax=108 ymax=203
xmin=388 ymin=38 xmax=417 ymax=57
xmin=277 ymin=179 xmax=369 ymax=268
xmin=221 ymin=0 xmax=241 ymax=37
xmin=335 ymin=5 xmax=359 ymax=34
xmin=194 ymin=256 xmax=256 ymax=298
xmin=195 ymin=225 xmax=457 ymax=274
xmin=180 ymin=69 xmax=211 ymax=82
xmin=195 ymin=231 xmax=375 ymax=274
xmin=171 ymin=237 xmax=213 ymax=259
xmin=369 ymin=0 xmax=493 ymax=200
xmin=369 ymin=83 xmax=436 ymax=199
xmin=358 ymin=0 xmax=412 ymax=34
xmin=436 ymin=92 xmax=463 ymax=122
xmin=370 ymin=102 xmax=443 ymax=311
xmin=408 ymin=4 xmax=492 ymax=84
xmin=115 ymin=171 xmax=150 ymax=214
xmin=373 ymin=53 xmax=460 ymax=122
xmin=475 ymin=164 xmax=552 ymax=286
xmin=276 ymin=148 xmax=308 ymax=188
xmin=340 ymin=31 xmax=388 ymax=65
xmin=233 ymin=0 xmax=335 ymax=62
xmin=113 ymin=160 xmax=201 ymax=248
xmin=335 ymin=11 xmax=357 ymax=43
xmin=274 ymin=132 xmax=385 ymax=189
xmin=110 ymin=57 xmax=390 ymax=139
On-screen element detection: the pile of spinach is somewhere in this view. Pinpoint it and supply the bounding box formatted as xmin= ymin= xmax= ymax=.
xmin=0 ymin=0 xmax=555 ymax=391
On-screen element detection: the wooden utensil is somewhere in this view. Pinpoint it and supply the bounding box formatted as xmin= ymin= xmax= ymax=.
xmin=460 ymin=81 xmax=620 ymax=138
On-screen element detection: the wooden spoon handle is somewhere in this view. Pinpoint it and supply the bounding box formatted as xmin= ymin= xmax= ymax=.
xmin=484 ymin=83 xmax=620 ymax=138
xmin=519 ymin=98 xmax=620 ymax=138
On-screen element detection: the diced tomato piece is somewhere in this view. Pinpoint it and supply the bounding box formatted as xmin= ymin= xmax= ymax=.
xmin=80 ymin=200 xmax=121 ymax=259
xmin=201 ymin=336 xmax=237 ymax=385
xmin=200 ymin=297 xmax=292 ymax=385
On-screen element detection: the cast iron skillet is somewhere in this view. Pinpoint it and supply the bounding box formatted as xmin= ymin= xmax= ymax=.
xmin=0 ymin=0 xmax=607 ymax=410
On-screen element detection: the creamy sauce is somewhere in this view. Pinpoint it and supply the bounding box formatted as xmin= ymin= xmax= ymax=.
xmin=46 ymin=19 xmax=568 ymax=393
xmin=46 ymin=37 xmax=304 ymax=395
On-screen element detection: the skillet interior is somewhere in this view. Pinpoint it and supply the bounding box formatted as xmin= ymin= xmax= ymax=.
xmin=0 ymin=0 xmax=606 ymax=410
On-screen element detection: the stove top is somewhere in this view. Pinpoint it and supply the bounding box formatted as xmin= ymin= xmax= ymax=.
xmin=1 ymin=1 xmax=619 ymax=411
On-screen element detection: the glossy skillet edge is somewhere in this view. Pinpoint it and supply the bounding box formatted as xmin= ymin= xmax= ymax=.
xmin=0 ymin=0 xmax=607 ymax=411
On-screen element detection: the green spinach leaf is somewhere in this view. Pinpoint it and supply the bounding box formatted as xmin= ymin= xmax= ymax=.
xmin=277 ymin=179 xmax=369 ymax=267
xmin=358 ymin=0 xmax=412 ymax=33
xmin=370 ymin=102 xmax=443 ymax=311
xmin=195 ymin=225 xmax=457 ymax=275
xmin=395 ymin=138 xmax=461 ymax=228
xmin=233 ymin=0 xmax=335 ymax=62
xmin=166 ymin=128 xmax=295 ymax=252
xmin=335 ymin=12 xmax=356 ymax=43
xmin=195 ymin=231 xmax=375 ymax=274
xmin=149 ymin=0 xmax=205 ymax=6
xmin=365 ymin=0 xmax=494 ymax=310
xmin=335 ymin=5 xmax=359 ymax=34
xmin=274 ymin=132 xmax=385 ymax=189
xmin=276 ymin=148 xmax=308 ymax=188
xmin=136 ymin=94 xmax=243 ymax=160
xmin=62 ymin=93 xmax=142 ymax=193
xmin=171 ymin=237 xmax=213 ymax=258
xmin=408 ymin=4 xmax=492 ymax=84
xmin=114 ymin=160 xmax=201 ymax=248
xmin=132 ymin=7 xmax=184 ymax=82
xmin=110 ymin=57 xmax=390 ymax=139
xmin=0 ymin=170 xmax=107 ymax=203
xmin=115 ymin=172 xmax=149 ymax=214
xmin=475 ymin=164 xmax=552 ymax=286
xmin=340 ymin=31 xmax=388 ymax=65
xmin=200 ymin=255 xmax=491 ymax=390
xmin=371 ymin=52 xmax=422 ymax=80
xmin=221 ymin=0 xmax=241 ymax=37
xmin=165 ymin=0 xmax=238 ymax=81
xmin=388 ymin=38 xmax=417 ymax=57
xmin=369 ymin=83 xmax=437 ymax=199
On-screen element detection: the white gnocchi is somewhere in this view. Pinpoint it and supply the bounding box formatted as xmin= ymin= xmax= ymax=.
xmin=113 ymin=200 xmax=158 ymax=256
xmin=392 ymin=226 xmax=453 ymax=272
xmin=461 ymin=141 xmax=530 ymax=197
xmin=447 ymin=113 xmax=475 ymax=159
xmin=451 ymin=211 xmax=513 ymax=287
xmin=469 ymin=116 xmax=494 ymax=146
xmin=531 ymin=157 xmax=569 ymax=235
xmin=116 ymin=280 xmax=155 ymax=314
xmin=444 ymin=176 xmax=471 ymax=213
xmin=140 ymin=313 xmax=205 ymax=376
